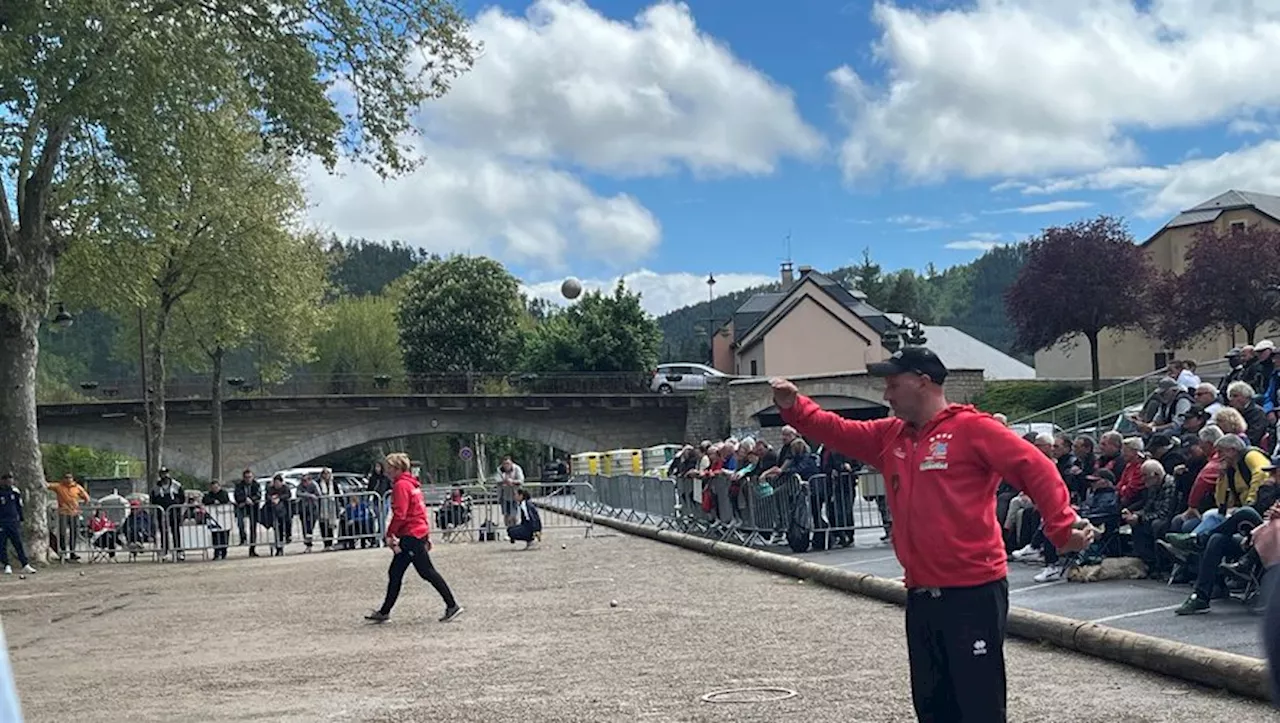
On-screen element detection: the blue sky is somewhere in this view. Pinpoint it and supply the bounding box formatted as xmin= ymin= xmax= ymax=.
xmin=305 ymin=0 xmax=1280 ymax=313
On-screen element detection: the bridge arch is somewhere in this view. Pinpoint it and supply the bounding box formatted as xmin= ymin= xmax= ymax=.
xmin=245 ymin=414 xmax=603 ymax=475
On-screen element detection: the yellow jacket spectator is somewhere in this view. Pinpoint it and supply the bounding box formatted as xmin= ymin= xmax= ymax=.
xmin=1212 ymin=435 xmax=1270 ymax=508
xmin=47 ymin=475 xmax=89 ymax=515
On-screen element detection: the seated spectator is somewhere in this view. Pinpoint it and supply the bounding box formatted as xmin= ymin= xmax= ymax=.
xmin=1177 ymin=360 xmax=1201 ymax=390
xmin=1174 ymin=454 xmax=1280 ymax=616
xmin=1133 ymin=377 xmax=1193 ymax=436
xmin=1244 ymin=340 xmax=1275 ymax=400
xmin=1177 ymin=405 xmax=1212 ymax=448
xmin=1193 ymin=384 xmax=1224 ymax=420
xmin=1171 ymin=425 xmax=1225 ymax=535
xmin=1226 ymin=381 xmax=1269 ymax=447
xmin=1030 ymin=474 xmax=1117 ymax=582
xmin=119 ymin=500 xmax=156 ymax=554
xmin=1123 ymin=460 xmax=1178 ymax=574
xmin=89 ymin=510 xmax=118 ymax=561
xmin=1116 ymin=437 xmax=1148 ymax=506
xmin=1097 ymin=430 xmax=1126 ymax=478
xmin=1147 ymin=434 xmax=1185 ymax=476
xmin=507 ymin=489 xmax=542 ymax=549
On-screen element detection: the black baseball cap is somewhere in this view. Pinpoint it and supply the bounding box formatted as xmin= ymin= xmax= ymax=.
xmin=867 ymin=346 xmax=948 ymax=385
xmin=1186 ymin=405 xmax=1211 ymax=420
xmin=0 ymin=472 xmax=10 ymax=480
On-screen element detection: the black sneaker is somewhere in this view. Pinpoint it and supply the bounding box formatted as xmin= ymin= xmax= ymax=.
xmin=364 ymin=611 xmax=390 ymax=623
xmin=439 ymin=606 xmax=464 ymax=623
xmin=1175 ymin=594 xmax=1210 ymax=616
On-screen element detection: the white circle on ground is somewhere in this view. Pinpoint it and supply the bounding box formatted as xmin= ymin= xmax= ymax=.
xmin=700 ymin=687 xmax=799 ymax=704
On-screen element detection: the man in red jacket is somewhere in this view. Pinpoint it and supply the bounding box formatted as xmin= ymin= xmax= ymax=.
xmin=772 ymin=346 xmax=1091 ymax=723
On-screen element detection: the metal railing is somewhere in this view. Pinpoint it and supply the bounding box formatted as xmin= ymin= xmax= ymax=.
xmin=571 ymin=471 xmax=891 ymax=551
xmin=1011 ymin=359 xmax=1231 ymax=435
xmin=42 ymin=482 xmax=596 ymax=563
xmin=45 ymin=371 xmax=669 ymax=404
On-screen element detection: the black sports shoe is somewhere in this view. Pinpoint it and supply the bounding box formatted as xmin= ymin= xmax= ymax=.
xmin=364 ymin=611 xmax=390 ymax=623
xmin=439 ymin=606 xmax=464 ymax=623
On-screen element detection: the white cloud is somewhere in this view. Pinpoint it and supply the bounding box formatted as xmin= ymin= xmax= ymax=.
xmin=945 ymin=239 xmax=1001 ymax=251
xmin=1022 ymin=140 xmax=1280 ymax=218
xmin=831 ymin=0 xmax=1280 ymax=182
xmin=304 ymin=148 xmax=660 ymax=268
xmin=307 ymin=0 xmax=817 ymax=270
xmin=430 ymin=0 xmax=823 ymax=177
xmin=990 ymin=200 xmax=1093 ymax=214
xmin=523 ymin=269 xmax=775 ymax=316
xmin=887 ymin=214 xmax=950 ymax=231
xmin=1228 ymin=118 xmax=1269 ymax=135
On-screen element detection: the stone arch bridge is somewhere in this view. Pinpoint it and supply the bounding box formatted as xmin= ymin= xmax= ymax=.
xmin=37 ymin=394 xmax=698 ymax=479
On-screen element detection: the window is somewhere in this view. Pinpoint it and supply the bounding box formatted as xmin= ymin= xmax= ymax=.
xmin=1153 ymin=352 xmax=1172 ymax=371
xmin=1230 ymin=220 xmax=1246 ymax=234
xmin=750 ymin=359 xmax=758 ymax=376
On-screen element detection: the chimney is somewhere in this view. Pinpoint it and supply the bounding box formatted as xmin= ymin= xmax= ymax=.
xmin=780 ymin=261 xmax=794 ymax=288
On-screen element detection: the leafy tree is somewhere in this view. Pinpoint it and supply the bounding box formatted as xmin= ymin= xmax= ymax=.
xmin=850 ymin=248 xmax=889 ymax=309
xmin=1005 ymin=216 xmax=1156 ymax=391
xmin=312 ymin=294 xmax=404 ymax=390
xmin=523 ymin=281 xmax=662 ymax=373
xmin=945 ymin=244 xmax=1029 ymax=358
xmin=326 ymin=237 xmax=425 ymax=298
xmin=884 ymin=270 xmax=929 ymax=322
xmin=396 ymin=255 xmax=525 ymax=376
xmin=175 ymin=230 xmax=329 ymax=483
xmin=60 ymin=101 xmax=311 ymax=482
xmin=1 ymin=0 xmax=476 ymax=557
xmin=1154 ymin=226 xmax=1280 ymax=345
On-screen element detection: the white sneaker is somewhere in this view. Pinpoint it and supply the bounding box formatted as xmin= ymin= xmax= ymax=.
xmin=1012 ymin=545 xmax=1042 ymax=562
xmin=1034 ymin=564 xmax=1066 ymax=583
xmin=3 ymin=566 xmax=10 ymax=575
xmin=20 ymin=565 xmax=35 ymax=574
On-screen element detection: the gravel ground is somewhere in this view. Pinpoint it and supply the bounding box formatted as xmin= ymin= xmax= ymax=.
xmin=4 ymin=520 xmax=1276 ymax=723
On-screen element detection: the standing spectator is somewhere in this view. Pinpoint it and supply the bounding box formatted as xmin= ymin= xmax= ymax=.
xmin=47 ymin=472 xmax=88 ymax=562
xmin=296 ymin=473 xmax=322 ymax=553
xmin=201 ymin=481 xmax=231 ymax=560
xmin=263 ymin=474 xmax=292 ymax=557
xmin=232 ymin=470 xmax=261 ymax=557
xmin=497 ymin=455 xmax=524 ymax=528
xmin=317 ymin=468 xmax=339 ymax=550
xmin=149 ymin=469 xmax=185 ymax=562
xmin=369 ymin=461 xmax=392 ymax=545
xmin=1219 ymin=347 xmax=1248 ymax=399
xmin=0 ymin=473 xmax=35 ymax=576
xmin=1176 ymin=360 xmax=1201 ymax=390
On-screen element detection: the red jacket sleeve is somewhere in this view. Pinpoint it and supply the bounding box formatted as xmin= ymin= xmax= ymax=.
xmin=780 ymin=395 xmax=894 ymax=468
xmin=1187 ymin=456 xmax=1220 ymax=511
xmin=971 ymin=416 xmax=1076 ymax=550
xmin=388 ymin=479 xmax=409 ymax=537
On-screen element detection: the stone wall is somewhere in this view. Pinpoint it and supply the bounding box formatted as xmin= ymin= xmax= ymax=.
xmin=727 ymin=369 xmax=986 ymax=443
xmin=683 ymin=378 xmax=730 ymax=443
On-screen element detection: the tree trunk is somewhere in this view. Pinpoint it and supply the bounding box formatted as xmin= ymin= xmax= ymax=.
xmin=1086 ymin=329 xmax=1101 ymax=392
xmin=1244 ymin=324 xmax=1258 ymax=345
xmin=147 ymin=307 xmax=171 ymax=479
xmin=210 ymin=346 xmax=225 ymax=483
xmin=0 ymin=307 xmax=52 ymax=563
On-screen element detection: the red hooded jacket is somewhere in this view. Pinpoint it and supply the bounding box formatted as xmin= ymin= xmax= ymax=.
xmin=781 ymin=396 xmax=1076 ymax=589
xmin=386 ymin=471 xmax=430 ymax=540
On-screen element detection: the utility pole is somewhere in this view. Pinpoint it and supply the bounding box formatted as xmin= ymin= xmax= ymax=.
xmin=706 ymin=273 xmax=717 ymax=367
xmin=137 ymin=306 xmax=154 ymax=484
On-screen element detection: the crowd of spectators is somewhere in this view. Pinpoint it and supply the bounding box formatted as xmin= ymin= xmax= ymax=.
xmin=999 ymin=353 xmax=1280 ymax=615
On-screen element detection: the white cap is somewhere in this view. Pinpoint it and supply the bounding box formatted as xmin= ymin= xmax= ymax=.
xmin=1257 ymin=340 xmax=1276 ymax=352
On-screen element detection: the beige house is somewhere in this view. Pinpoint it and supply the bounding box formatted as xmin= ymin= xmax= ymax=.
xmin=713 ymin=264 xmax=1034 ymax=380
xmin=1034 ymin=190 xmax=1280 ymax=379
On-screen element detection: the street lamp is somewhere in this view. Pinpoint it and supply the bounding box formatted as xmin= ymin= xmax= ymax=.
xmin=50 ymin=302 xmax=73 ymax=328
xmin=882 ymin=327 xmax=903 ymax=353
xmin=905 ymin=320 xmax=928 ymax=347
xmin=706 ymin=273 xmax=717 ymax=366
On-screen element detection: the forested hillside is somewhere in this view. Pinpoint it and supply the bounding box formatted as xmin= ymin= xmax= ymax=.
xmin=657 ymin=244 xmax=1031 ymax=364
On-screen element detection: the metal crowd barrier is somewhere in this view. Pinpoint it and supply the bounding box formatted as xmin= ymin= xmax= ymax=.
xmin=429 ymin=480 xmax=596 ymax=542
xmin=572 ymin=469 xmax=893 ymax=552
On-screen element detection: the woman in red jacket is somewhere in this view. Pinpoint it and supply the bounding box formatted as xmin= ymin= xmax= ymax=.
xmin=365 ymin=453 xmax=463 ymax=623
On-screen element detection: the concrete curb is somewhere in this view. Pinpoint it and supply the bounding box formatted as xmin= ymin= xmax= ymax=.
xmin=546 ymin=503 xmax=1271 ymax=702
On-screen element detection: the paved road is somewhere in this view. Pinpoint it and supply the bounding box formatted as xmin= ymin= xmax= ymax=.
xmin=790 ymin=527 xmax=1266 ymax=659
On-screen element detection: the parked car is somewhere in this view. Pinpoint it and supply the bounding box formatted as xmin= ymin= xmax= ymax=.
xmin=650 ymin=362 xmax=727 ymax=394
xmin=1008 ymin=422 xmax=1063 ymax=440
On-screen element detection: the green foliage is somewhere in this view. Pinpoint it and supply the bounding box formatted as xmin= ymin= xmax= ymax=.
xmin=396 ymin=255 xmax=525 ymax=374
xmin=40 ymin=446 xmax=138 ymax=481
xmin=523 ymin=281 xmax=661 ymax=373
xmin=313 ymin=294 xmax=405 ymax=381
xmin=971 ymin=381 xmax=1085 ymax=419
xmin=326 ymin=237 xmax=427 ymax=298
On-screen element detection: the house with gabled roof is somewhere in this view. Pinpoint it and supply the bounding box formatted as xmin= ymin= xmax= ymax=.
xmin=1033 ymin=189 xmax=1280 ymax=379
xmin=712 ymin=263 xmax=1033 ymax=381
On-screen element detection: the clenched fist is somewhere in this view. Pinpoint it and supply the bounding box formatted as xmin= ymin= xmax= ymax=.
xmin=770 ymin=377 xmax=798 ymax=409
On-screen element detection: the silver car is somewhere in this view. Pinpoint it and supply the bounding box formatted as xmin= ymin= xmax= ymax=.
xmin=650 ymin=362 xmax=727 ymax=394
